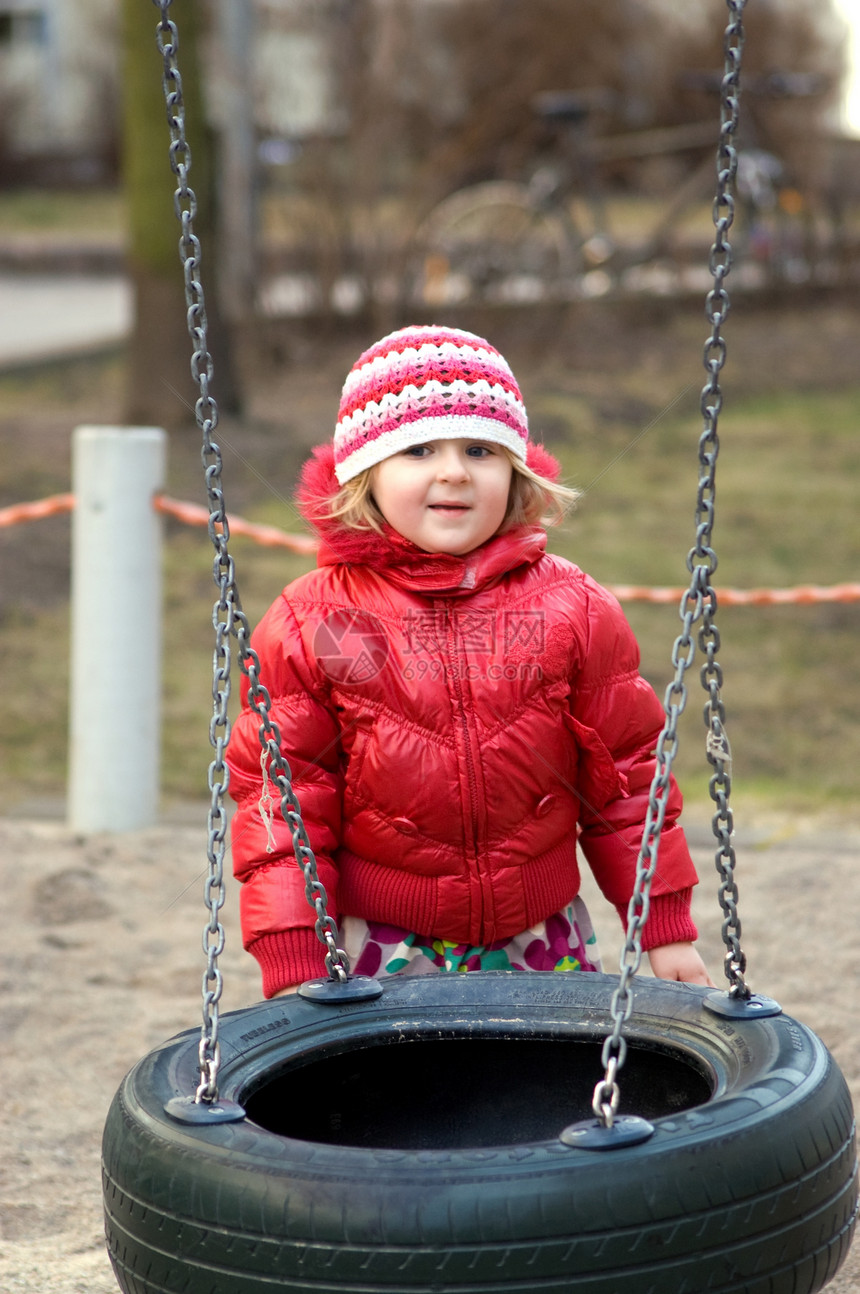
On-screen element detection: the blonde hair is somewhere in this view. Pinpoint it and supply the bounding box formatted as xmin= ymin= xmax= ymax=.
xmin=318 ymin=448 xmax=580 ymax=535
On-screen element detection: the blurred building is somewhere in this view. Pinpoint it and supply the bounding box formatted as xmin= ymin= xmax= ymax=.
xmin=0 ymin=0 xmax=847 ymax=193
xmin=0 ymin=0 xmax=118 ymax=183
xmin=0 ymin=0 xmax=462 ymax=185
xmin=249 ymin=0 xmax=463 ymax=145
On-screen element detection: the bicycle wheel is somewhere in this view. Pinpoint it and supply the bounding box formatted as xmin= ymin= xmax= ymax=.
xmin=409 ymin=182 xmax=575 ymax=306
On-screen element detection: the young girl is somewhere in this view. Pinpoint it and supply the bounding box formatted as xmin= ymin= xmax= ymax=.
xmin=228 ymin=324 xmax=714 ymax=996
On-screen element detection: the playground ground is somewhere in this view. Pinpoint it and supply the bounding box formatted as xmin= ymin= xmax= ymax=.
xmin=0 ymin=805 xmax=858 ymax=1293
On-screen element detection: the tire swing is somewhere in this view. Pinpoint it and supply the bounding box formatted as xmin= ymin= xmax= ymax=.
xmin=102 ymin=4 xmax=858 ymax=1292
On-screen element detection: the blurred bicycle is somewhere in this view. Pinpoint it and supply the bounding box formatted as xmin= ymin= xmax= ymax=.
xmin=406 ymin=90 xmax=717 ymax=306
xmin=681 ymin=69 xmax=832 ymax=285
xmin=407 ymin=71 xmax=833 ymax=306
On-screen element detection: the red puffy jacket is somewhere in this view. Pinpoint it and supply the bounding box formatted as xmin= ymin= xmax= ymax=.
xmin=228 ymin=445 xmax=699 ymax=996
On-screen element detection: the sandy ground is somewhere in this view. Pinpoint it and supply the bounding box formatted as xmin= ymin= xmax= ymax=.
xmin=0 ymin=805 xmax=858 ymax=1293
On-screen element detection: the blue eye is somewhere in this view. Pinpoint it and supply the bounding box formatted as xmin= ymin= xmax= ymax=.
xmin=404 ymin=444 xmax=431 ymax=457
xmin=466 ymin=444 xmax=492 ymax=457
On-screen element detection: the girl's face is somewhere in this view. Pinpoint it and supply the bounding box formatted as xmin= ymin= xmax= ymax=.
xmin=371 ymin=438 xmax=513 ymax=555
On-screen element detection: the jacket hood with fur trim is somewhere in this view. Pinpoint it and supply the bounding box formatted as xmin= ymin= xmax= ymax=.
xmin=294 ymin=440 xmax=562 ymax=596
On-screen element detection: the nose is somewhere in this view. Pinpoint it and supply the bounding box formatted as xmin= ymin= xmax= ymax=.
xmin=435 ymin=444 xmax=470 ymax=481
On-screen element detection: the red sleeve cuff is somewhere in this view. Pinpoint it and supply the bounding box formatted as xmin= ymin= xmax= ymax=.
xmin=614 ymin=887 xmax=698 ymax=952
xmin=249 ymin=928 xmax=330 ymax=998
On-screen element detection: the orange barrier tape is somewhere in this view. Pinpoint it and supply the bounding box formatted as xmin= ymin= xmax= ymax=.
xmin=610 ymin=583 xmax=860 ymax=605
xmin=0 ymin=493 xmax=75 ymax=527
xmin=4 ymin=492 xmax=860 ymax=604
xmin=153 ymin=494 xmax=319 ymax=555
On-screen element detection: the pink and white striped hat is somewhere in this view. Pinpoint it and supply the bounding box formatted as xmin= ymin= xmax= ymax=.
xmin=333 ymin=324 xmax=529 ymax=484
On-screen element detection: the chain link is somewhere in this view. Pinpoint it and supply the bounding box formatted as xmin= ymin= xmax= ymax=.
xmin=699 ymin=0 xmax=750 ymax=999
xmin=592 ymin=0 xmax=749 ymax=1128
xmin=152 ymin=0 xmax=349 ymax=1105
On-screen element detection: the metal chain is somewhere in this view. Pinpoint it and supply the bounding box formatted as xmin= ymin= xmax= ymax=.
xmin=152 ymin=0 xmax=349 ymax=1104
xmin=699 ymin=1 xmax=750 ymax=999
xmin=592 ymin=0 xmax=748 ymax=1128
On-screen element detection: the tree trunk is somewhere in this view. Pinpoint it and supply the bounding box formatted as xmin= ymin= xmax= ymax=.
xmin=122 ymin=0 xmax=238 ymax=430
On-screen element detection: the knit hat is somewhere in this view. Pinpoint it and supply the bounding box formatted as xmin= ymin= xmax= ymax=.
xmin=333 ymin=324 xmax=529 ymax=484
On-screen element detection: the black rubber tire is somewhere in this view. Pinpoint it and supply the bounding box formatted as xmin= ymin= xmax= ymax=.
xmin=102 ymin=971 xmax=858 ymax=1293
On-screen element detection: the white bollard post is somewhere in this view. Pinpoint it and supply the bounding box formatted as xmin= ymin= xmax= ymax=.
xmin=68 ymin=426 xmax=166 ymax=832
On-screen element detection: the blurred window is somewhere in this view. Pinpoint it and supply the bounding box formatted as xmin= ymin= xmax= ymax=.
xmin=0 ymin=10 xmax=47 ymax=46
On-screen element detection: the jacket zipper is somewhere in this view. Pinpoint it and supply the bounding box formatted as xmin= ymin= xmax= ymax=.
xmin=444 ymin=602 xmax=484 ymax=918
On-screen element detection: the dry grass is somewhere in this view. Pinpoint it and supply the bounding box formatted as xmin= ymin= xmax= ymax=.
xmin=0 ymin=186 xmax=124 ymax=235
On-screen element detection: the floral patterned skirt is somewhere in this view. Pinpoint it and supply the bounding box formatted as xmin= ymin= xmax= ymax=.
xmin=342 ymin=896 xmax=601 ymax=979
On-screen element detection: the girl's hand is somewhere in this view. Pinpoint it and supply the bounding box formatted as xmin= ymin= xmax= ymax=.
xmin=272 ymin=984 xmax=300 ymax=997
xmin=648 ymin=942 xmax=716 ymax=987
